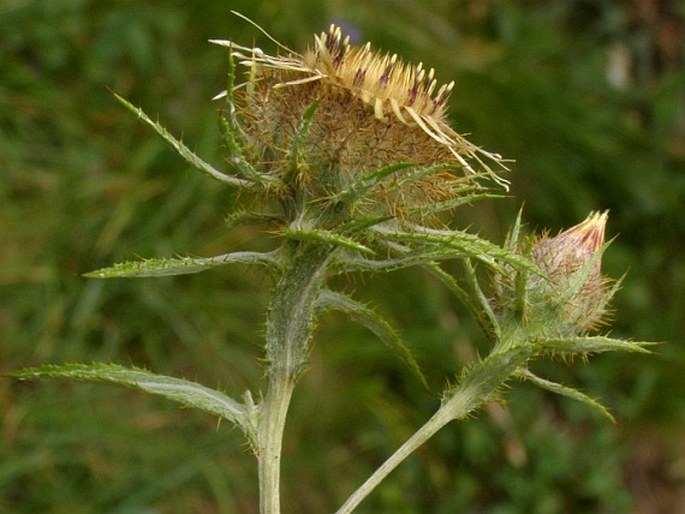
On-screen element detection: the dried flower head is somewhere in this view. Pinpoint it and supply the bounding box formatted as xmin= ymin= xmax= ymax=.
xmin=211 ymin=22 xmax=507 ymax=222
xmin=529 ymin=211 xmax=612 ymax=335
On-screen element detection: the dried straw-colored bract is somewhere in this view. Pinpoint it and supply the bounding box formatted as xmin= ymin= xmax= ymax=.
xmin=212 ymin=23 xmax=508 ymax=221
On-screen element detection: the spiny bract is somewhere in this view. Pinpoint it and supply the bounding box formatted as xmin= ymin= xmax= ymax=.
xmin=212 ymin=24 xmax=508 ymax=223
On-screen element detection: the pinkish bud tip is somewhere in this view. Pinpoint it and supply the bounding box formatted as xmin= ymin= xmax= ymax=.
xmin=533 ymin=211 xmax=609 ymax=278
xmin=527 ymin=211 xmax=612 ymax=334
xmin=561 ymin=210 xmax=608 ymax=255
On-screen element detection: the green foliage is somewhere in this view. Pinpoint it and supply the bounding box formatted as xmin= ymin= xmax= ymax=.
xmin=11 ymin=363 xmax=250 ymax=429
xmin=84 ymin=251 xmax=279 ymax=278
xmin=316 ymin=290 xmax=427 ymax=389
xmin=113 ymin=93 xmax=251 ymax=188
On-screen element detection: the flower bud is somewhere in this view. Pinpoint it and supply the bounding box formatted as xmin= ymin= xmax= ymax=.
xmin=527 ymin=211 xmax=611 ymax=336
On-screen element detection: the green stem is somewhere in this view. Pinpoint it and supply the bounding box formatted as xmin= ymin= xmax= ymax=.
xmin=258 ymin=373 xmax=296 ymax=514
xmin=257 ymin=244 xmax=333 ymax=514
xmin=334 ymin=397 xmax=457 ymax=514
xmin=335 ymin=343 xmax=532 ymax=514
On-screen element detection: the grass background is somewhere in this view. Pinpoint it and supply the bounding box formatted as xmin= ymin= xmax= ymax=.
xmin=1 ymin=0 xmax=683 ymax=512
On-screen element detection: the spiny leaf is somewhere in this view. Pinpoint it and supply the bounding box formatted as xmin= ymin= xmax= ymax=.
xmin=330 ymin=162 xmax=415 ymax=205
xmin=534 ymin=335 xmax=655 ymax=355
xmin=373 ymin=225 xmax=535 ymax=274
xmin=289 ymin=99 xmax=320 ymax=174
xmin=335 ymin=250 xmax=452 ymax=273
xmin=316 ymin=290 xmax=428 ymax=389
xmin=463 ymin=259 xmax=501 ymax=339
xmin=283 ymin=227 xmax=374 ymax=255
xmin=113 ymin=93 xmax=251 ymax=189
xmin=442 ymin=346 xmax=533 ymax=415
xmin=512 ymin=243 xmax=533 ymax=320
xmin=334 ymin=233 xmax=515 ymax=275
xmin=516 ymin=368 xmax=615 ymax=422
xmin=219 ymin=116 xmax=270 ymax=185
xmin=410 ymin=192 xmax=505 ymax=217
xmin=225 ymin=209 xmax=284 ymax=228
xmin=216 ymin=44 xmax=267 ymax=184
xmin=84 ymin=251 xmax=280 ymax=278
xmin=11 ymin=363 xmax=250 ymax=427
xmin=423 ymin=261 xmax=500 ymax=342
xmin=395 ymin=162 xmax=460 ymax=188
xmin=337 ymin=215 xmax=394 ymax=235
xmin=504 ymin=206 xmax=525 ymax=253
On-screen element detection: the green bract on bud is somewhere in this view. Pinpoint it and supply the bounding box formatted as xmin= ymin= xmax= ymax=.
xmin=211 ymin=25 xmax=508 ymax=225
xmin=494 ymin=211 xmax=616 ymax=342
xmin=527 ymin=211 xmax=612 ymax=336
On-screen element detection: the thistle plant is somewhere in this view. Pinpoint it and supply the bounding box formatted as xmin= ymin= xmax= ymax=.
xmin=12 ymin=16 xmax=651 ymax=514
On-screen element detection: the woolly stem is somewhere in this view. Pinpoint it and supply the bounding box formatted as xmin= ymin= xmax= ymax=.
xmin=257 ymin=244 xmax=333 ymax=514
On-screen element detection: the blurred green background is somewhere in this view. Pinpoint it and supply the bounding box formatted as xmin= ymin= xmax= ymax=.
xmin=1 ymin=0 xmax=683 ymax=512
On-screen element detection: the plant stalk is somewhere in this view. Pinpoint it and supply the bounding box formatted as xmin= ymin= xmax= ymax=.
xmin=258 ymin=372 xmax=296 ymax=514
xmin=334 ymin=395 xmax=457 ymax=514
xmin=257 ymin=244 xmax=333 ymax=514
xmin=336 ymin=342 xmax=531 ymax=514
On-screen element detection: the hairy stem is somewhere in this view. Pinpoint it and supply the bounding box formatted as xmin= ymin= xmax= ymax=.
xmin=336 ymin=342 xmax=531 ymax=514
xmin=257 ymin=244 xmax=333 ymax=514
